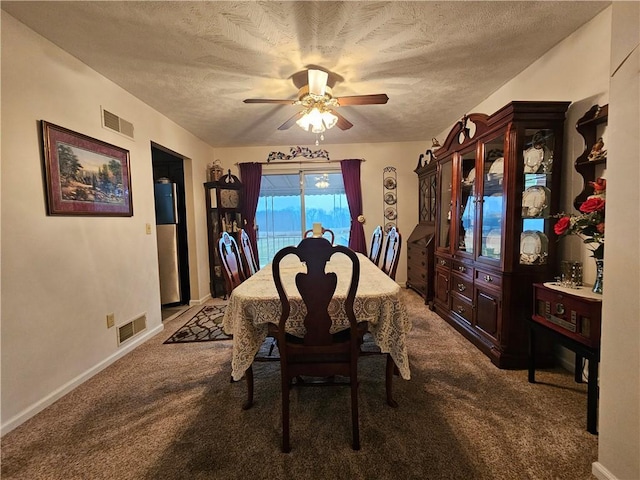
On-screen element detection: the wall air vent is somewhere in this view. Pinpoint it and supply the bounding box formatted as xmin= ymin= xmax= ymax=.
xmin=101 ymin=107 xmax=134 ymax=139
xmin=117 ymin=314 xmax=147 ymax=345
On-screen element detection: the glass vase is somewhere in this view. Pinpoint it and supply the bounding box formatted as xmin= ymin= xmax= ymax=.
xmin=592 ymin=258 xmax=604 ymax=294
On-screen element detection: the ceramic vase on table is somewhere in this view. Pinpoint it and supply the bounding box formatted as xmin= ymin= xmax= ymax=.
xmin=592 ymin=258 xmax=604 ymax=294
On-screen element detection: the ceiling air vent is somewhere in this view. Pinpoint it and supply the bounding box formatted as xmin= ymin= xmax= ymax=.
xmin=101 ymin=107 xmax=134 ymax=139
xmin=117 ymin=314 xmax=147 ymax=345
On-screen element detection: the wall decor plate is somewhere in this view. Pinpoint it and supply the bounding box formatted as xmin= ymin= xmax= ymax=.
xmin=486 ymin=157 xmax=504 ymax=184
xmin=384 ymin=192 xmax=397 ymax=205
xmin=383 ymin=166 xmax=397 ymax=228
xmin=522 ymin=185 xmax=550 ymax=217
xmin=523 ymin=147 xmax=545 ymax=173
xmin=463 ymin=167 xmax=476 ymax=186
xmin=520 ymin=230 xmax=548 ymax=264
xmin=384 ymin=177 xmax=397 ymax=190
xmin=485 ymin=229 xmax=502 ymax=256
xmin=384 ymin=207 xmax=397 ymax=220
xmin=488 ymin=157 xmax=504 ymax=176
xmin=464 ymin=230 xmax=474 ymax=251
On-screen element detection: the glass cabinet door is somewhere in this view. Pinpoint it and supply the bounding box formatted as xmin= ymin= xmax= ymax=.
xmin=478 ymin=135 xmax=505 ymax=261
xmin=429 ymin=171 xmax=437 ymax=223
xmin=438 ymin=158 xmax=453 ymax=250
xmin=520 ymin=129 xmax=554 ymax=265
xmin=418 ymin=167 xmax=437 ymax=224
xmin=458 ymin=149 xmax=477 ymax=255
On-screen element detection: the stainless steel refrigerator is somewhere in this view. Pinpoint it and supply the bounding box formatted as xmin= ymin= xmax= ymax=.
xmin=155 ymin=180 xmax=181 ymax=305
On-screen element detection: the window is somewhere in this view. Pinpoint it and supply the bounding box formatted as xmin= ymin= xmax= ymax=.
xmin=255 ymin=170 xmax=350 ymax=266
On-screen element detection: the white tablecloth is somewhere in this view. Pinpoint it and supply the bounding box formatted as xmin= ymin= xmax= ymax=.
xmin=222 ymin=252 xmax=411 ymax=381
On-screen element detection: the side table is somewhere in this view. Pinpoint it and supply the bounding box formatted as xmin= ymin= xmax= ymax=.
xmin=528 ymin=282 xmax=602 ymax=434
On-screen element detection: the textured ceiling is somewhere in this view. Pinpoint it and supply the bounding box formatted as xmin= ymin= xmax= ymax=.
xmin=2 ymin=1 xmax=609 ymax=148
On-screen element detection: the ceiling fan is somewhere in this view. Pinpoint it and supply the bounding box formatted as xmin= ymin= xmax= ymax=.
xmin=243 ymin=69 xmax=389 ymax=136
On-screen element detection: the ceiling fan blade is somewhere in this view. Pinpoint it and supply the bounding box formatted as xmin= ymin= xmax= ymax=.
xmin=308 ymin=69 xmax=328 ymax=96
xmin=336 ymin=94 xmax=389 ymax=106
xmin=332 ymin=110 xmax=353 ymax=130
xmin=278 ymin=111 xmax=304 ymax=130
xmin=243 ymin=99 xmax=294 ymax=104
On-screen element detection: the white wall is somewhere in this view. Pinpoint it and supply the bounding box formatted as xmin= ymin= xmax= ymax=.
xmin=593 ymin=4 xmax=640 ymax=480
xmin=0 ymin=12 xmax=215 ymax=433
xmin=215 ymin=141 xmax=427 ymax=285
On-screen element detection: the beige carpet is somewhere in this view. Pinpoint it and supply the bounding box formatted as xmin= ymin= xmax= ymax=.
xmin=1 ymin=289 xmax=598 ymax=479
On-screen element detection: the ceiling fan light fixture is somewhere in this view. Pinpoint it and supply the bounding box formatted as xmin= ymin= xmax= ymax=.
xmin=296 ymin=106 xmax=337 ymax=135
xmin=311 ymin=124 xmax=325 ymax=134
xmin=315 ymin=174 xmax=330 ymax=189
xmin=308 ymin=69 xmax=328 ymax=96
xmin=307 ymin=107 xmax=324 ymax=132
xmin=245 ymin=68 xmax=387 ymax=135
xmin=295 ymin=113 xmax=312 ymax=132
xmin=321 ymin=110 xmax=338 ymax=130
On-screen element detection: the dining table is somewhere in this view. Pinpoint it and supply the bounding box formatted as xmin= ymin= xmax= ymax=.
xmin=222 ymin=250 xmax=412 ymax=382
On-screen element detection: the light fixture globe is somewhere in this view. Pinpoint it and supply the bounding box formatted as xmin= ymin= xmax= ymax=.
xmin=314 ymin=174 xmax=330 ymax=189
xmin=321 ymin=111 xmax=338 ymax=130
xmin=295 ymin=113 xmax=312 ymax=132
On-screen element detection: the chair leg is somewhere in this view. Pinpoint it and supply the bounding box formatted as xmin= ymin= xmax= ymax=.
xmin=385 ymin=354 xmax=399 ymax=408
xmin=242 ymin=365 xmax=254 ymax=410
xmin=282 ymin=376 xmax=291 ymax=453
xmin=351 ymin=378 xmax=360 ymax=450
xmin=268 ymin=337 xmax=276 ymax=356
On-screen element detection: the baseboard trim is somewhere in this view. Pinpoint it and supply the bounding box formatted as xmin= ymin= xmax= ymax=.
xmin=593 ymin=461 xmax=618 ymax=480
xmin=189 ymin=293 xmax=212 ymax=306
xmin=0 ymin=323 xmax=164 ymax=437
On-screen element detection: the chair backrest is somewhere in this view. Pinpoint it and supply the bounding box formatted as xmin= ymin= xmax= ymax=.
xmin=273 ymin=237 xmax=359 ymax=348
xmin=368 ymin=225 xmax=383 ymax=265
xmin=272 ymin=236 xmax=362 ymax=452
xmin=218 ymin=232 xmax=245 ymax=295
xmin=303 ymin=227 xmax=335 ymax=245
xmin=380 ymin=227 xmax=402 ymax=280
xmin=239 ymin=229 xmax=259 ymax=278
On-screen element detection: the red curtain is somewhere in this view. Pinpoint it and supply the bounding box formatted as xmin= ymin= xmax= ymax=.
xmin=238 ymin=162 xmax=262 ymax=265
xmin=340 ymin=159 xmax=366 ymax=253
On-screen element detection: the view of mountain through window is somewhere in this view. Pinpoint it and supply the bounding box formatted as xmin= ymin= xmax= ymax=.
xmin=255 ymin=171 xmax=350 ymax=266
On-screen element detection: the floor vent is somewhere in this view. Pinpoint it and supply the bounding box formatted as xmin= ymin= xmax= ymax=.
xmin=117 ymin=314 xmax=147 ymax=345
xmin=101 ymin=107 xmax=134 ymax=139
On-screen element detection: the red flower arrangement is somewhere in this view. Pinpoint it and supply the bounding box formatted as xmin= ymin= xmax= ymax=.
xmin=554 ymin=178 xmax=605 ymax=259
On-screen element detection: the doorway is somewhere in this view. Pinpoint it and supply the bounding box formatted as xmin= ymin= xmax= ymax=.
xmin=151 ymin=143 xmax=191 ymax=316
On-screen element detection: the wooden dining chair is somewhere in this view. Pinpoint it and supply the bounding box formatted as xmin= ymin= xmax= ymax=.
xmin=380 ymin=226 xmax=402 ymax=280
xmin=218 ymin=232 xmax=245 ymax=297
xmin=359 ymin=336 xmax=399 ymax=408
xmin=272 ymin=237 xmax=363 ymax=452
xmin=239 ymin=228 xmax=259 ymax=278
xmin=228 ymin=230 xmax=277 ymax=411
xmin=368 ymin=225 xmax=383 ymax=266
xmin=303 ymin=227 xmax=335 ymax=244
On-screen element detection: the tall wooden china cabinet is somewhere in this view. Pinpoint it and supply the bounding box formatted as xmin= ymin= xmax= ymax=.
xmin=433 ymin=101 xmax=570 ymax=368
xmin=204 ymin=172 xmax=244 ymax=298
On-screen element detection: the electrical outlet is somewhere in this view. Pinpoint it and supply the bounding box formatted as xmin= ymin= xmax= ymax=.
xmin=106 ymin=313 xmax=115 ymax=328
xmin=145 ymin=223 xmax=152 ymax=235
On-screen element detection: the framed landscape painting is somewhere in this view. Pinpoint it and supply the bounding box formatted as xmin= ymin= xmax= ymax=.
xmin=41 ymin=121 xmax=133 ymax=216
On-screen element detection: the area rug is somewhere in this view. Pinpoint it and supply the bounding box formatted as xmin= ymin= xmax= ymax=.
xmin=164 ymin=304 xmax=232 ymax=344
